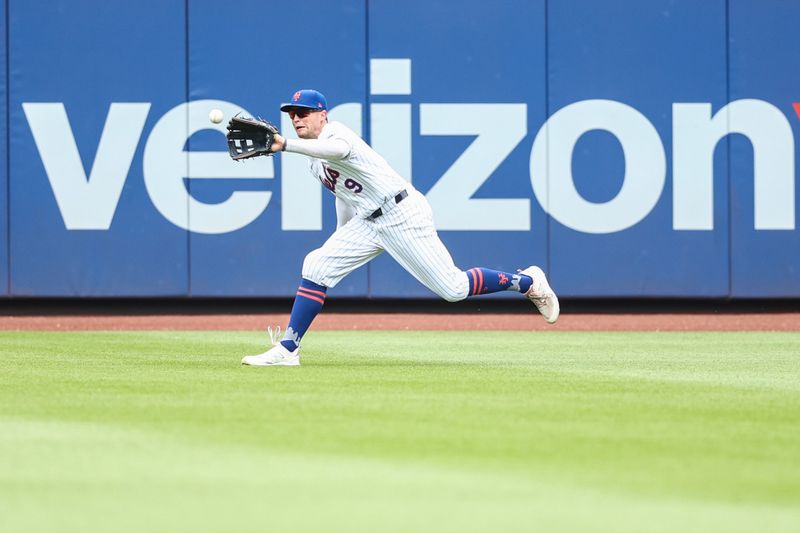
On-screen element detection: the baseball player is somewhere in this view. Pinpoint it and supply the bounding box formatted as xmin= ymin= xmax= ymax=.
xmin=233 ymin=89 xmax=559 ymax=366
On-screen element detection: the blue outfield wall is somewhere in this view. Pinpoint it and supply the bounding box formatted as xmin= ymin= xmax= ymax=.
xmin=9 ymin=0 xmax=188 ymax=296
xmin=0 ymin=0 xmax=7 ymax=296
xmin=728 ymin=1 xmax=800 ymax=297
xmin=1 ymin=0 xmax=799 ymax=298
xmin=185 ymin=0 xmax=367 ymax=297
xmin=547 ymin=0 xmax=730 ymax=297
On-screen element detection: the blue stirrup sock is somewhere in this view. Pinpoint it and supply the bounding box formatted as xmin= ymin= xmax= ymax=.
xmin=466 ymin=268 xmax=532 ymax=296
xmin=280 ymin=279 xmax=327 ymax=351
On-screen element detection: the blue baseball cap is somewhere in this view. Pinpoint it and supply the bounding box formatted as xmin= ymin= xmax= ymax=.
xmin=280 ymin=89 xmax=328 ymax=112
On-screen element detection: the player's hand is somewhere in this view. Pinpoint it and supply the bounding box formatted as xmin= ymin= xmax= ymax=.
xmin=272 ymin=134 xmax=286 ymax=153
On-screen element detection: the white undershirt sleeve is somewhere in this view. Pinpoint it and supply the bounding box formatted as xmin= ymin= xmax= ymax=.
xmin=284 ymin=138 xmax=350 ymax=160
xmin=335 ymin=196 xmax=356 ymax=228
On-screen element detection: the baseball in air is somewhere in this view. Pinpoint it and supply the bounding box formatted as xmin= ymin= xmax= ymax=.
xmin=209 ymin=109 xmax=224 ymax=124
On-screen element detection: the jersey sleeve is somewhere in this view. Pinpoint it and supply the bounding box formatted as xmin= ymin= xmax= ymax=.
xmin=283 ymin=122 xmax=353 ymax=160
xmin=283 ymin=137 xmax=350 ymax=160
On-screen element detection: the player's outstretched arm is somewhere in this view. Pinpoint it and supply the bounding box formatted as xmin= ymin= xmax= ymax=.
xmin=283 ymin=137 xmax=350 ymax=160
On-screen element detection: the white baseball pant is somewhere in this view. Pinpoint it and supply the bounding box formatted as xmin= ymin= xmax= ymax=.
xmin=302 ymin=189 xmax=470 ymax=302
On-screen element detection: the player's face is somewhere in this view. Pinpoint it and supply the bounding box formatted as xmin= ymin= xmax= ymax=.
xmin=290 ymin=108 xmax=327 ymax=139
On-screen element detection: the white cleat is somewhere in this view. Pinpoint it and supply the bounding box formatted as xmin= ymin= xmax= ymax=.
xmin=241 ymin=343 xmax=300 ymax=367
xmin=520 ymin=265 xmax=560 ymax=324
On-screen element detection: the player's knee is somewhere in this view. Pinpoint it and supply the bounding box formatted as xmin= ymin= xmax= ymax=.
xmin=301 ymin=249 xmax=325 ymax=284
xmin=437 ymin=271 xmax=470 ymax=302
xmin=440 ymin=291 xmax=465 ymax=303
xmin=437 ymin=282 xmax=469 ymax=303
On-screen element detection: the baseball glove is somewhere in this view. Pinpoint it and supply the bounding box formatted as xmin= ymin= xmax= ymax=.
xmin=226 ymin=116 xmax=279 ymax=160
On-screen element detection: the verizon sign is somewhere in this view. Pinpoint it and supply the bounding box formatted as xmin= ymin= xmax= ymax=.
xmin=23 ymin=96 xmax=796 ymax=235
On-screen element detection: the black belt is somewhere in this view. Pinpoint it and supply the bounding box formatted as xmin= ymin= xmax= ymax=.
xmin=368 ymin=189 xmax=408 ymax=219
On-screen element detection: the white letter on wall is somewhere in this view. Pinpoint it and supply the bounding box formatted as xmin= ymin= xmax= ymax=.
xmin=421 ymin=103 xmax=529 ymax=231
xmin=370 ymin=58 xmax=413 ymax=182
xmin=23 ymin=102 xmax=150 ymax=230
xmin=673 ymin=100 xmax=795 ymax=230
xmin=530 ymin=99 xmax=666 ymax=234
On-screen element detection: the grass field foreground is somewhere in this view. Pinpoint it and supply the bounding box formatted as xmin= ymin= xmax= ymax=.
xmin=1 ymin=330 xmax=799 ymax=532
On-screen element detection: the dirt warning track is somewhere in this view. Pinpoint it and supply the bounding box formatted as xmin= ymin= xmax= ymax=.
xmin=1 ymin=312 xmax=799 ymax=331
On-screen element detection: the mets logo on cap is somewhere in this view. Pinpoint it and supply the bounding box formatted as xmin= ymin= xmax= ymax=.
xmin=293 ymin=91 xmax=301 ymax=102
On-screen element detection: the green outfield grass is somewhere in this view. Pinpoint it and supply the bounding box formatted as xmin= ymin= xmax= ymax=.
xmin=1 ymin=330 xmax=799 ymax=532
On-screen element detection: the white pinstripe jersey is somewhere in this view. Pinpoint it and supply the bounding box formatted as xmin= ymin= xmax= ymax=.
xmin=307 ymin=121 xmax=411 ymax=217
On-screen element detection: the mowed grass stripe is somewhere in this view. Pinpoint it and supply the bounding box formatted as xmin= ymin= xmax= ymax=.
xmin=1 ymin=331 xmax=798 ymax=533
